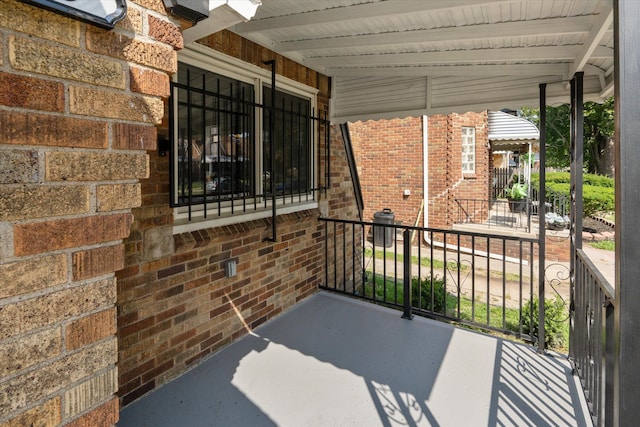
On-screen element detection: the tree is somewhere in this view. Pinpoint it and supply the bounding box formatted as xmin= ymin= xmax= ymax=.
xmin=519 ymin=96 xmax=615 ymax=176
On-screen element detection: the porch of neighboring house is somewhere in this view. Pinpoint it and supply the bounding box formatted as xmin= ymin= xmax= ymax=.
xmin=119 ymin=291 xmax=591 ymax=427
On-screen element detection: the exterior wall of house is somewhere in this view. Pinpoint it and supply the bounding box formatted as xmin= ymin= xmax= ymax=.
xmin=428 ymin=112 xmax=490 ymax=230
xmin=349 ymin=113 xmax=490 ymax=235
xmin=349 ymin=117 xmax=424 ymax=229
xmin=0 ymin=0 xmax=180 ymax=425
xmin=116 ymin=30 xmax=360 ymax=407
xmin=0 ymin=2 xmax=361 ymax=424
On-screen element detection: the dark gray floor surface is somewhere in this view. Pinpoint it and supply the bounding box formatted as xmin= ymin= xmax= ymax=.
xmin=119 ymin=291 xmax=590 ymax=427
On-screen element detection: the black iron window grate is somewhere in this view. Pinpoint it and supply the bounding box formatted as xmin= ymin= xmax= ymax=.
xmin=169 ymin=62 xmax=330 ymax=222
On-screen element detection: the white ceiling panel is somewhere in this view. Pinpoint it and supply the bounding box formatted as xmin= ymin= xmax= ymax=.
xmin=189 ymin=0 xmax=615 ymax=121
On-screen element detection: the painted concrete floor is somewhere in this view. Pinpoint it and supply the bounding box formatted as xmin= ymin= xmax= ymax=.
xmin=118 ymin=292 xmax=591 ymax=427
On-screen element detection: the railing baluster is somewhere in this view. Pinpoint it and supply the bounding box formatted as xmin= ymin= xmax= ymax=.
xmin=471 ymin=235 xmax=476 ymax=322
xmin=402 ymin=229 xmax=413 ymax=320
xmin=318 ymin=217 xmax=547 ymax=342
xmin=486 ymin=236 xmax=491 ymax=326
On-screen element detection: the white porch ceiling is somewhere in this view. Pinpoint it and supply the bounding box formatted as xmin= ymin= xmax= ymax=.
xmin=219 ymin=0 xmax=614 ymax=122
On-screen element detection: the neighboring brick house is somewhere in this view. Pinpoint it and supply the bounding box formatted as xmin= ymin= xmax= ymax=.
xmin=350 ymin=112 xmax=490 ymax=232
xmin=349 ymin=114 xmax=570 ymax=261
xmin=0 ymin=1 xmax=359 ymax=425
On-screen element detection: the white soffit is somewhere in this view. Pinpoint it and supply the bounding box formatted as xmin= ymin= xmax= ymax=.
xmin=223 ymin=0 xmax=614 ymax=122
xmin=183 ymin=0 xmax=261 ymax=44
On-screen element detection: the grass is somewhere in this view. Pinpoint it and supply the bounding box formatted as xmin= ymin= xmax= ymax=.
xmin=361 ymin=272 xmax=568 ymax=351
xmin=364 ymin=247 xmax=470 ymax=272
xmin=362 ymin=274 xmax=524 ymax=334
xmin=364 ymin=247 xmax=527 ymax=283
xmin=602 ymin=212 xmax=615 ymax=222
xmin=589 ymin=240 xmax=615 ymax=251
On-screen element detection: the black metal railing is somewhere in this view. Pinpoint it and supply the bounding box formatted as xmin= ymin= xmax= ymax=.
xmin=169 ymin=67 xmax=331 ymax=223
xmin=571 ymin=248 xmax=615 ymax=427
xmin=531 ymin=187 xmax=570 ymax=218
xmin=455 ymin=198 xmax=532 ymax=232
xmin=319 ymin=217 xmax=541 ymax=342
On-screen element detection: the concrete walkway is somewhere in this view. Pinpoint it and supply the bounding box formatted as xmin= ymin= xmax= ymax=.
xmin=119 ymin=292 xmax=591 ymax=427
xmin=582 ymin=245 xmax=615 ymax=286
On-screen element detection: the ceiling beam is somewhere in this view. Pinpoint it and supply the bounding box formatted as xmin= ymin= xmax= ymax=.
xmin=600 ymin=79 xmax=614 ymax=99
xmin=305 ymin=46 xmax=613 ymax=68
xmin=567 ymin=5 xmax=613 ymax=78
xmin=326 ymin=63 xmax=571 ymax=78
xmin=277 ymin=15 xmax=595 ymax=53
xmin=235 ymin=0 xmax=516 ymax=33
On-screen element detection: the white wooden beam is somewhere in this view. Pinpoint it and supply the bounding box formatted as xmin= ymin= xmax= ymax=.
xmin=325 ymin=63 xmax=570 ymax=78
xmin=600 ymin=79 xmax=614 ymax=99
xmin=235 ymin=0 xmax=516 ymax=33
xmin=305 ymin=46 xmax=613 ymax=68
xmin=277 ymin=16 xmax=594 ymax=53
xmin=567 ymin=5 xmax=613 ymax=78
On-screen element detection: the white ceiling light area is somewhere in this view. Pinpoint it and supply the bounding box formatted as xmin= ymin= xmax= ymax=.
xmin=222 ymin=0 xmax=614 ymax=122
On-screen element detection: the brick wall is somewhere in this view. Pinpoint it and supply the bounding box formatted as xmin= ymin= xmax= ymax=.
xmin=349 ymin=117 xmax=424 ymax=228
xmin=0 ymin=0 xmax=179 ymax=425
xmin=116 ymin=30 xmax=360 ymax=407
xmin=428 ymin=112 xmax=490 ymax=229
xmin=348 ymin=113 xmax=489 ymax=232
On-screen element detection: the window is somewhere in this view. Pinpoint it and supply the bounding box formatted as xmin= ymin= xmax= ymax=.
xmin=461 ymin=127 xmax=476 ymax=174
xmin=170 ymin=54 xmax=327 ymax=227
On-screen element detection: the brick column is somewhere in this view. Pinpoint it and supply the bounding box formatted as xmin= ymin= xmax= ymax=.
xmin=0 ymin=0 xmax=179 ymax=425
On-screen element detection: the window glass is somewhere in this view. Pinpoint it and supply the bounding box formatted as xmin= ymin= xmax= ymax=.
xmin=461 ymin=127 xmax=476 ymax=174
xmin=171 ymin=61 xmax=319 ymax=221
xmin=174 ymin=63 xmax=255 ymax=206
xmin=263 ymin=87 xmax=311 ymax=197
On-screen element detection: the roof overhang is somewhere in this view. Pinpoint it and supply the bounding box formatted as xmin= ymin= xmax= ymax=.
xmin=186 ymin=0 xmax=614 ymax=123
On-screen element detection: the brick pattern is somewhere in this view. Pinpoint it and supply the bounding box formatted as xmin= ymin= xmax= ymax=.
xmin=0 ymin=0 xmax=178 ymax=425
xmin=427 ymin=112 xmax=490 ymax=229
xmin=349 ymin=117 xmax=424 ymax=228
xmin=0 ymin=71 xmax=64 ymax=111
xmin=351 ymin=114 xmax=568 ymax=264
xmin=116 ymin=34 xmax=354 ymax=408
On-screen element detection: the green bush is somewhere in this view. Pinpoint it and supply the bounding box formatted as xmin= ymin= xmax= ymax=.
xmin=584 ymin=174 xmax=614 ymax=188
xmin=521 ymin=295 xmax=569 ymax=350
xmin=546 ymin=183 xmax=614 ymax=216
xmin=531 ymin=171 xmax=614 ymax=188
xmin=411 ymin=276 xmax=448 ymax=314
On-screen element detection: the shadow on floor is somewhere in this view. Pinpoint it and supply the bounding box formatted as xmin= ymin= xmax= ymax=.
xmin=118 ymin=292 xmax=589 ymax=426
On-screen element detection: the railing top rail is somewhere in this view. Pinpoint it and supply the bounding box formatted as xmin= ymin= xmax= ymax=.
xmin=318 ymin=217 xmax=539 ymax=243
xmin=576 ymin=248 xmax=616 ymax=303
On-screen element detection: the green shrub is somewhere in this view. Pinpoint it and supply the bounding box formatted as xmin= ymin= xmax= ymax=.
xmin=584 ymin=174 xmax=614 ymax=188
xmin=531 ymin=171 xmax=614 ymax=189
xmin=546 ymin=183 xmax=614 ymax=216
xmin=522 ymin=295 xmax=569 ymax=350
xmin=411 ymin=276 xmax=448 ymax=314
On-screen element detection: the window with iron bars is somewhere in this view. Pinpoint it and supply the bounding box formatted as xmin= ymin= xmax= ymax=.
xmin=170 ymin=59 xmax=328 ymax=227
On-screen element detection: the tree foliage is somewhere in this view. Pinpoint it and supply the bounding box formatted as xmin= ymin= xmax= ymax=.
xmin=519 ymin=96 xmax=615 ymax=176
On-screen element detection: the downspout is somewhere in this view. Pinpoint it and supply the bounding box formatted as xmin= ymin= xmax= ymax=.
xmin=264 ymin=59 xmax=276 ymax=242
xmin=421 ymin=116 xmax=527 ymax=264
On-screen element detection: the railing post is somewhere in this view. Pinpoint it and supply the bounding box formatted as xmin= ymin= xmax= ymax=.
xmin=402 ymin=229 xmax=413 ymax=320
xmin=605 ymin=298 xmax=615 ymax=427
xmin=538 ymin=83 xmax=547 ymax=353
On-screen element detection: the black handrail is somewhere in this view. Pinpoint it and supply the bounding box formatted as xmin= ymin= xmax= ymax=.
xmin=319 ymin=217 xmax=540 ymax=341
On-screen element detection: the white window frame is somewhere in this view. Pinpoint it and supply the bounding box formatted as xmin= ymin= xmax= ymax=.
xmin=172 ymin=46 xmax=319 ymax=234
xmin=461 ymin=126 xmax=476 ymax=175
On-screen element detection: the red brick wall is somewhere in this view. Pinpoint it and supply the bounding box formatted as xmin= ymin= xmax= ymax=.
xmin=349 ymin=117 xmax=424 ymax=227
xmin=349 ymin=113 xmax=490 ymax=232
xmin=0 ymin=0 xmax=178 ymax=424
xmin=428 ymin=112 xmax=490 ymax=229
xmin=116 ymin=32 xmax=360 ymax=407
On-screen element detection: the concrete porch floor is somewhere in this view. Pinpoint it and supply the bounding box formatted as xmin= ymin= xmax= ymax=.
xmin=118 ymin=292 xmax=591 ymax=427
